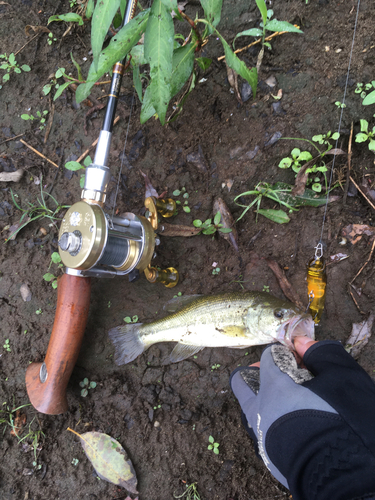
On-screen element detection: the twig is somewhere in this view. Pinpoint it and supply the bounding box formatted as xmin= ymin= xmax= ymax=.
xmin=20 ymin=139 xmax=59 ymax=168
xmin=14 ymin=33 xmax=39 ymax=57
xmin=218 ymin=30 xmax=294 ymax=62
xmin=349 ymin=175 xmax=375 ymax=211
xmin=179 ymin=9 xmax=202 ymax=50
xmin=348 ymin=286 xmax=365 ymax=314
xmin=350 ymin=238 xmax=375 ymax=285
xmin=76 ymin=115 xmax=120 ymax=164
xmin=0 ymin=133 xmax=24 ymax=145
xmin=343 ymin=122 xmax=353 ymax=205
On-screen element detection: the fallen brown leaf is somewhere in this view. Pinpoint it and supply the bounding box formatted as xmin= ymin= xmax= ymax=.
xmin=213 ymin=197 xmax=238 ymax=251
xmin=345 ymin=313 xmax=374 ymax=359
xmin=225 ymin=62 xmax=242 ymax=105
xmin=140 ymin=170 xmax=159 ymax=198
xmin=25 ymin=25 xmax=50 ymax=36
xmin=10 ymin=410 xmax=27 ymax=437
xmin=265 ymin=258 xmax=305 ymax=310
xmin=341 ymin=224 xmax=375 ymax=244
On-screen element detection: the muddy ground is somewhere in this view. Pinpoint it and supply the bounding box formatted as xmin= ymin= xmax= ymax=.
xmin=1 ymin=0 xmax=375 ymax=499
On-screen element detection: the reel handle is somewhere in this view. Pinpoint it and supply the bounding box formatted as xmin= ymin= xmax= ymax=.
xmin=25 ymin=273 xmax=91 ymax=415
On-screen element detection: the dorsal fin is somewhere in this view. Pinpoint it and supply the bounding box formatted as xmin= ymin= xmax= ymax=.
xmin=163 ymin=294 xmax=203 ymax=313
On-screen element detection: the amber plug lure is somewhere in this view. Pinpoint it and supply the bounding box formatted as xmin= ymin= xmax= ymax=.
xmin=307 ymin=243 xmax=327 ymax=324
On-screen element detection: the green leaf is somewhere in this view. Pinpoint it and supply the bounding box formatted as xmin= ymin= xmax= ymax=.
xmin=200 ymin=0 xmax=223 ymax=29
xmin=3 ymin=73 xmax=10 ymax=82
xmin=368 ymin=139 xmax=375 ymax=152
xmin=170 ymin=43 xmax=195 ymax=97
xmin=183 ymin=206 xmax=191 ymax=213
xmin=92 ymin=0 xmax=121 ymax=71
xmin=355 ymin=133 xmax=368 ymax=143
xmin=43 ymin=273 xmax=56 ymax=282
xmin=21 ymin=64 xmax=31 ymax=72
xmin=53 ymin=80 xmax=72 ymax=101
xmin=89 ymin=381 xmax=97 ymax=389
xmin=203 ymin=226 xmax=216 ymax=235
xmin=256 ymin=208 xmax=290 ymax=224
xmin=173 ymin=189 xmax=181 ymax=196
xmin=130 ymin=45 xmax=147 ymax=66
xmin=213 ymin=447 xmax=219 ymax=455
xmin=65 ymin=161 xmax=84 ymax=171
xmin=208 ymin=435 xmax=214 ymax=443
xmin=331 ymin=132 xmax=340 ymax=140
xmin=8 ymin=53 xmax=16 ymax=65
xmin=70 ymin=52 xmax=83 ymax=81
xmin=193 ymin=220 xmax=203 ymax=227
xmin=311 ymin=183 xmax=322 ymax=192
xmin=81 ymin=388 xmax=88 ymax=397
xmin=219 ymin=227 xmax=232 ymax=233
xmin=48 ymin=13 xmax=84 ymax=25
xmin=140 ymin=86 xmax=157 ymax=123
xmin=160 ymin=0 xmax=179 ymax=10
xmin=213 ymin=211 xmax=221 ymax=225
xmin=217 ymin=34 xmax=257 ymax=98
xmin=233 ymin=28 xmax=263 ymax=48
xmin=298 ymin=151 xmax=313 ymax=161
xmin=255 ymin=0 xmax=268 ymax=25
xmin=86 ymin=0 xmax=95 ymax=19
xmin=360 ymin=119 xmax=369 ymax=134
xmin=83 ymin=156 xmax=92 ymax=167
xmin=51 ymin=252 xmax=62 ymax=264
xmin=55 ymin=67 xmax=66 ymax=79
xmin=144 ymin=0 xmax=174 ymax=125
xmin=76 ymin=10 xmax=149 ymax=103
xmin=363 ymin=89 xmax=375 ymax=106
xmin=69 ymin=430 xmax=138 ymax=493
xmin=52 ymin=281 xmax=58 ymax=289
xmin=21 ymin=114 xmax=30 ymax=120
xmin=196 ymin=57 xmax=212 ymax=71
xmin=265 ymin=19 xmax=302 ymax=33
xmin=278 ymin=157 xmax=292 ymax=169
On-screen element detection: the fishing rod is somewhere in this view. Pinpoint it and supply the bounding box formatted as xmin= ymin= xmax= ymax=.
xmin=25 ymin=0 xmax=178 ymax=415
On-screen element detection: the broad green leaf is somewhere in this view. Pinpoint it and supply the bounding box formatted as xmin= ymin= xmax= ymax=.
xmin=120 ymin=0 xmax=127 ymax=18
xmin=214 ymin=211 xmax=221 ymax=225
xmin=9 ymin=53 xmax=16 ymax=65
xmin=53 ymin=81 xmax=71 ymax=101
xmin=68 ymin=429 xmax=138 ymax=493
xmin=279 ymin=157 xmax=292 ymax=169
xmin=203 ymin=226 xmax=216 ymax=234
xmin=298 ymin=151 xmax=313 ymax=161
xmin=140 ymin=86 xmax=156 ymax=123
xmin=261 ymin=182 xmax=333 ymax=208
xmin=21 ymin=64 xmax=31 ymax=72
xmin=51 ymin=252 xmax=62 ymax=263
xmin=144 ymin=0 xmax=174 ymax=124
xmin=360 ymin=119 xmax=369 ymax=133
xmin=355 ymin=133 xmax=368 ymax=143
xmin=193 ymin=220 xmax=203 ymax=227
xmin=233 ymin=28 xmax=263 ymax=48
xmin=363 ymin=89 xmax=375 ymax=106
xmin=21 ymin=114 xmax=31 ymax=120
xmin=196 ymin=57 xmax=212 ymax=71
xmin=368 ymin=139 xmax=375 ymax=152
xmin=312 ymin=183 xmax=322 ymax=192
xmin=133 ymin=64 xmax=143 ymax=102
xmin=86 ymin=0 xmax=95 ymax=19
xmin=170 ymin=42 xmax=195 ymax=97
xmin=43 ymin=273 xmax=55 ymax=282
xmin=3 ymin=73 xmax=10 ymax=82
xmin=201 ymin=0 xmax=223 ymax=28
xmin=265 ymin=19 xmax=302 ymax=33
xmin=76 ymin=10 xmax=149 ymax=103
xmin=219 ymin=227 xmax=232 ymax=233
xmin=48 ymin=13 xmax=84 ymax=25
xmin=255 ymin=0 xmax=268 ymax=25
xmin=161 ymin=0 xmax=179 ymax=10
xmin=65 ymin=161 xmax=84 ymax=171
xmin=217 ymin=34 xmax=257 ymax=98
xmin=257 ymin=208 xmax=290 ymax=224
xmin=92 ymin=0 xmax=121 ymax=71
xmin=70 ymin=52 xmax=83 ymax=81
xmin=130 ymin=45 xmax=147 ymax=66
xmin=83 ymin=155 xmax=92 ymax=167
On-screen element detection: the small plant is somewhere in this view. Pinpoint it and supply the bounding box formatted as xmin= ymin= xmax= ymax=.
xmin=211 ymin=364 xmax=220 ymax=370
xmin=71 ymin=458 xmax=79 ymax=466
xmin=21 ymin=110 xmax=49 ymax=131
xmin=35 ymin=308 xmax=42 ymax=315
xmin=174 ymin=482 xmax=202 ymax=500
xmin=123 ymin=315 xmax=139 ymax=324
xmin=79 ymin=378 xmax=97 ymax=397
xmin=279 ymin=148 xmax=313 ymax=173
xmin=173 ymin=291 xmax=182 ymax=298
xmin=193 ymin=211 xmax=232 ymax=236
xmin=263 ymin=285 xmax=270 ymax=293
xmin=233 ymin=0 xmax=302 ymax=71
xmin=355 ymin=119 xmax=375 ymax=152
xmin=0 ymin=53 xmax=31 ymax=89
xmin=173 ymin=188 xmax=190 ymax=213
xmin=212 ymin=267 xmax=220 ymax=276
xmin=7 ymin=182 xmax=70 ymax=241
xmin=65 ymin=155 xmax=92 ymax=189
xmin=311 ymin=130 xmax=340 ymax=148
xmin=355 ymin=81 xmax=375 ymax=105
xmin=153 ymin=404 xmax=162 ymax=410
xmin=208 ymin=435 xmax=219 ymax=455
xmin=47 ymin=32 xmax=57 ymax=45
xmin=335 ymin=101 xmax=346 ymax=109
xmin=0 ymin=401 xmax=31 ymax=437
xmin=3 ymin=339 xmax=11 ymax=352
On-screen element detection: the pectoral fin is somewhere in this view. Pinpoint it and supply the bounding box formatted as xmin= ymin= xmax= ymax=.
xmin=166 ymin=343 xmax=205 ymax=363
xmin=219 ymin=325 xmax=247 ymax=338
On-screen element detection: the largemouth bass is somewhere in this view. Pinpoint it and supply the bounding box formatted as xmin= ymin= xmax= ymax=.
xmin=108 ymin=292 xmax=315 ymax=365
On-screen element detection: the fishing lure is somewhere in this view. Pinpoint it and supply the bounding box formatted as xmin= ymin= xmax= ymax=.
xmin=307 ymin=244 xmax=326 ymax=323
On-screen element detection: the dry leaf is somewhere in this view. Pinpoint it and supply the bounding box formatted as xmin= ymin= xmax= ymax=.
xmin=345 ymin=313 xmax=374 ymax=358
xmin=158 ymin=222 xmax=201 ymax=237
xmin=25 ymin=25 xmax=50 ymax=36
xmin=68 ymin=428 xmax=138 ymax=494
xmin=0 ymin=169 xmax=24 ymax=182
xmin=140 ymin=170 xmax=159 ymax=199
xmin=225 ymin=62 xmax=242 ymax=105
xmin=265 ymin=258 xmax=305 ymax=310
xmin=10 ymin=410 xmax=27 ymax=437
xmin=213 ymin=197 xmax=238 ymax=251
xmin=341 ymin=224 xmax=375 ymax=244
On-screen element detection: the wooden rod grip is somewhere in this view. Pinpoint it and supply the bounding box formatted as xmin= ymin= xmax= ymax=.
xmin=26 ymin=273 xmax=91 ymax=414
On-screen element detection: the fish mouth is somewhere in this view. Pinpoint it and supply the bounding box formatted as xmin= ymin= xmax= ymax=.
xmin=277 ymin=314 xmax=315 ymax=349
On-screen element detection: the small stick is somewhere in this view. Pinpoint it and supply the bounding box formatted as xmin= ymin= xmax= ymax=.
xmin=348 ymin=286 xmax=365 ymax=314
xmin=343 ymin=122 xmax=353 ymax=205
xmin=350 ymin=238 xmax=375 ymax=285
xmin=14 ymin=33 xmax=39 ymax=56
xmin=0 ymin=133 xmax=24 ymax=145
xmin=218 ymin=30 xmax=294 ymax=62
xmin=20 ymin=139 xmax=59 ymax=168
xmin=349 ymin=175 xmax=375 ymax=211
xmin=76 ymin=115 xmax=120 ymax=164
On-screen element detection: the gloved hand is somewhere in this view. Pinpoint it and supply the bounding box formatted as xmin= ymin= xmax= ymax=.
xmin=230 ymin=338 xmax=375 ymax=500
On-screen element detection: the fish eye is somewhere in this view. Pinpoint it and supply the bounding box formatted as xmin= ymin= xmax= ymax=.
xmin=274 ymin=309 xmax=284 ymax=319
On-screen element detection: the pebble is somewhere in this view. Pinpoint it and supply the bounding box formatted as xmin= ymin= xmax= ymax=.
xmin=264 ymin=131 xmax=282 ymax=147
xmin=241 ymin=82 xmax=252 ymax=103
xmin=20 ymin=283 xmax=32 ymax=302
xmin=154 ymin=421 xmax=160 ymax=428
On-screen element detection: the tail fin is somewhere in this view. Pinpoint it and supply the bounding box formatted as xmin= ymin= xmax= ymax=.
xmin=108 ymin=323 xmax=145 ymax=365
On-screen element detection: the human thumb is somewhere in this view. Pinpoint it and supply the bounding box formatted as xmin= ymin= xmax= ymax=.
xmin=294 ymin=336 xmax=318 ymax=359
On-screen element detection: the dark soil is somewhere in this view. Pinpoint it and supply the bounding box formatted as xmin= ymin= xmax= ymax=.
xmin=1 ymin=1 xmax=375 ymax=499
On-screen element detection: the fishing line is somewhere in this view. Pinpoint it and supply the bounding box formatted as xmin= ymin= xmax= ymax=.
xmin=318 ymin=0 xmax=361 ymax=248
xmin=307 ymin=0 xmax=361 ymax=323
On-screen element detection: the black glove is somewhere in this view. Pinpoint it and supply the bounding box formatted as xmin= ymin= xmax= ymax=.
xmin=230 ymin=340 xmax=375 ymax=500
